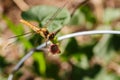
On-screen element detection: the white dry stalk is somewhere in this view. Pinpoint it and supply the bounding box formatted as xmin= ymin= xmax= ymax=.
xmin=13 ymin=0 xmax=29 ymax=11
xmin=8 ymin=30 xmax=120 ymax=80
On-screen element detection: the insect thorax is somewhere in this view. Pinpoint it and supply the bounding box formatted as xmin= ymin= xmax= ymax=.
xmin=47 ymin=33 xmax=55 ymax=40
xmin=39 ymin=28 xmax=49 ymax=38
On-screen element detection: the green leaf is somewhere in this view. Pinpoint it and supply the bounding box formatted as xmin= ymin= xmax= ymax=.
xmin=103 ymin=8 xmax=120 ymax=24
xmin=86 ymin=69 xmax=120 ymax=80
xmin=4 ymin=17 xmax=32 ymax=49
xmin=46 ymin=63 xmax=59 ymax=79
xmin=72 ymin=54 xmax=89 ymax=70
xmin=62 ymin=38 xmax=80 ymax=57
xmin=93 ymin=34 xmax=120 ymax=63
xmin=69 ymin=6 xmax=96 ymax=29
xmin=69 ymin=8 xmax=86 ymax=25
xmin=93 ymin=35 xmax=113 ymax=62
xmin=19 ymin=37 xmax=33 ymax=49
xmin=0 ymin=76 xmax=7 ymax=80
xmin=4 ymin=17 xmax=24 ymax=35
xmin=33 ymin=52 xmax=46 ymax=75
xmin=96 ymin=70 xmax=120 ymax=80
xmin=21 ymin=5 xmax=70 ymax=32
xmin=0 ymin=56 xmax=9 ymax=73
xmin=80 ymin=6 xmax=96 ymax=24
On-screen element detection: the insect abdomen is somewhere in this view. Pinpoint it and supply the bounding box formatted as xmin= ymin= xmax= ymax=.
xmin=20 ymin=19 xmax=41 ymax=33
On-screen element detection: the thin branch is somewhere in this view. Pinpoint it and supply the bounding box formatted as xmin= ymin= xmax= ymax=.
xmin=58 ymin=30 xmax=120 ymax=40
xmin=8 ymin=74 xmax=13 ymax=80
xmin=8 ymin=30 xmax=120 ymax=80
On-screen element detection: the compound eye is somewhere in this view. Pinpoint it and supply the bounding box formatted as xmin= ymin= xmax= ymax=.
xmin=49 ymin=33 xmax=55 ymax=40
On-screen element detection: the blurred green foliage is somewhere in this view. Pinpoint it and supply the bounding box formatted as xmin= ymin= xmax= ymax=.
xmin=33 ymin=52 xmax=46 ymax=75
xmin=1 ymin=3 xmax=120 ymax=80
xmin=4 ymin=17 xmax=33 ymax=49
xmin=22 ymin=5 xmax=70 ymax=32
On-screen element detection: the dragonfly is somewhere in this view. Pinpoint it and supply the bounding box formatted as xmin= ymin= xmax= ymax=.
xmin=20 ymin=18 xmax=61 ymax=44
xmin=7 ymin=0 xmax=73 ymax=54
xmin=19 ymin=19 xmax=61 ymax=54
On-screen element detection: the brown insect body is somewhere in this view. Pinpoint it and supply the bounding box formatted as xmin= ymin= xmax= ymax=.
xmin=19 ymin=0 xmax=73 ymax=54
xmin=20 ymin=19 xmax=55 ymax=42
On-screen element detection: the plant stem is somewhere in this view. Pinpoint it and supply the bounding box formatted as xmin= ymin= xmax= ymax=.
xmin=8 ymin=30 xmax=120 ymax=80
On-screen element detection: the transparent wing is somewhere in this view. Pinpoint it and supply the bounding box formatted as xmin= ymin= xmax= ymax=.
xmin=8 ymin=31 xmax=34 ymax=39
xmin=43 ymin=0 xmax=69 ymax=28
xmin=4 ymin=31 xmax=35 ymax=50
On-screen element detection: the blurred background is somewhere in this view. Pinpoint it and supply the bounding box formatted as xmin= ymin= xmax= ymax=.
xmin=0 ymin=0 xmax=120 ymax=80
